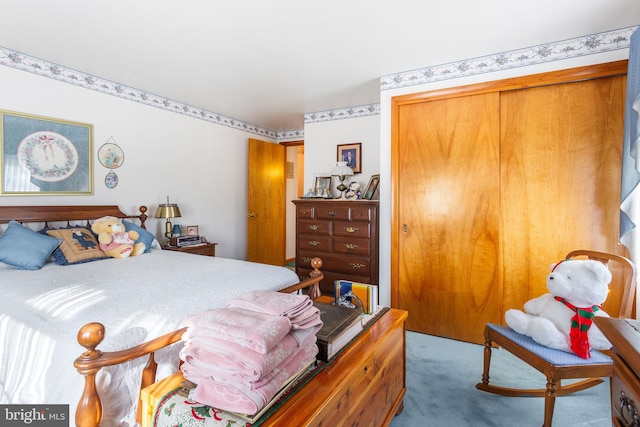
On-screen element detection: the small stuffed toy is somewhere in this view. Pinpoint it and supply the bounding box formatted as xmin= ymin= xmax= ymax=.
xmin=342 ymin=181 xmax=361 ymax=200
xmin=91 ymin=216 xmax=146 ymax=259
xmin=505 ymin=258 xmax=612 ymax=358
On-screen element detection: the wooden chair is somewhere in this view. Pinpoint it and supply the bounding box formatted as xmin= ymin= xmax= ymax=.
xmin=476 ymin=249 xmax=637 ymax=427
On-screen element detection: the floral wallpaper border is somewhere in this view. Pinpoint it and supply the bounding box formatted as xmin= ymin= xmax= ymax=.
xmin=304 ymin=103 xmax=381 ymax=124
xmin=0 ymin=26 xmax=634 ymax=140
xmin=381 ymin=26 xmax=635 ymax=91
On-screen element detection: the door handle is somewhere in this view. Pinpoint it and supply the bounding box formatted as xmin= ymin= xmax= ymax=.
xmin=247 ymin=212 xmax=257 ymax=218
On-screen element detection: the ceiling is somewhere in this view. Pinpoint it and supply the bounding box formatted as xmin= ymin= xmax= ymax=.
xmin=1 ymin=0 xmax=639 ymax=131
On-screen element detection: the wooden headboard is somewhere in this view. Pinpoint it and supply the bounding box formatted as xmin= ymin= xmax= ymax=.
xmin=0 ymin=205 xmax=149 ymax=228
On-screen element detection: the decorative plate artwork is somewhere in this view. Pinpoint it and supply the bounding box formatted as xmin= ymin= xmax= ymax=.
xmin=17 ymin=131 xmax=78 ymax=182
xmin=98 ymin=142 xmax=124 ymax=169
xmin=105 ymin=171 xmax=119 ymax=189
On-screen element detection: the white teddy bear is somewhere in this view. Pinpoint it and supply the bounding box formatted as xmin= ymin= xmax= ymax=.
xmin=504 ymin=258 xmax=612 ymax=358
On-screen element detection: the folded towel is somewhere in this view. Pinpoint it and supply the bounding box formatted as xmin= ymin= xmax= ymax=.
xmin=289 ymin=306 xmax=322 ymax=330
xmin=226 ymin=290 xmax=312 ymax=319
xmin=189 ymin=341 xmax=318 ymax=415
xmin=183 ymin=307 xmax=292 ymax=354
xmin=180 ymin=326 xmax=318 ymax=383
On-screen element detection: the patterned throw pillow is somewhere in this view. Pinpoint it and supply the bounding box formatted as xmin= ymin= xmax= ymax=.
xmin=0 ymin=220 xmax=62 ymax=270
xmin=45 ymin=227 xmax=109 ymax=265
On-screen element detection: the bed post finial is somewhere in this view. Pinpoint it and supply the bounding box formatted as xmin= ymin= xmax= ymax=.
xmin=138 ymin=206 xmax=148 ymax=229
xmin=75 ymin=323 xmax=106 ymax=427
xmin=308 ymin=257 xmax=323 ymax=300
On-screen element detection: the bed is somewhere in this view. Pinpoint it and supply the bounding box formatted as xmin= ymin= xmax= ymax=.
xmin=0 ymin=205 xmax=322 ymax=427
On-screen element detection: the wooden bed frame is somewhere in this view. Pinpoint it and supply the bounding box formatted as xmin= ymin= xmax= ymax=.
xmin=0 ymin=205 xmax=323 ymax=427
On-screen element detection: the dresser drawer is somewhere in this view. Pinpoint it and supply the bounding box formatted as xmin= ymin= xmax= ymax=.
xmin=297 ymin=235 xmax=331 ymax=252
xmin=612 ymin=352 xmax=640 ymax=425
xmin=333 ymin=220 xmax=371 ymax=238
xmin=296 ymin=205 xmax=314 ymax=219
xmin=349 ymin=206 xmax=373 ymax=222
xmin=332 ymin=236 xmax=371 ymax=256
xmin=297 ymin=219 xmax=331 ymax=235
xmin=318 ymin=254 xmax=371 ymax=276
xmin=315 ymin=205 xmax=350 ymax=220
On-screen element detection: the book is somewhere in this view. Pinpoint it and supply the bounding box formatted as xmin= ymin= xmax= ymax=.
xmin=314 ymin=301 xmax=363 ymax=361
xmin=334 ymin=280 xmax=379 ymax=315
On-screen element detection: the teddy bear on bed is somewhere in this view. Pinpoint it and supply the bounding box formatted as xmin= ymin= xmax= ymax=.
xmin=504 ymin=258 xmax=612 ymax=358
xmin=91 ymin=216 xmax=146 ymax=259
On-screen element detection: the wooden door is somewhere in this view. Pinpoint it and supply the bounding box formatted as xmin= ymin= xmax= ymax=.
xmin=392 ymin=62 xmax=627 ymax=344
xmin=396 ymin=93 xmax=502 ymax=343
xmin=247 ymin=138 xmax=286 ymax=265
xmin=500 ymin=76 xmax=626 ymax=313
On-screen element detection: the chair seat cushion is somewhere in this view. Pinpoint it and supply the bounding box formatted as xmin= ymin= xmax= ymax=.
xmin=487 ymin=324 xmax=611 ymax=366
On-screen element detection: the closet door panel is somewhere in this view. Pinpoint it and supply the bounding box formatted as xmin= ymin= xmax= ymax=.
xmin=500 ymin=76 xmax=626 ymax=315
xmin=397 ymin=93 xmax=501 ymax=343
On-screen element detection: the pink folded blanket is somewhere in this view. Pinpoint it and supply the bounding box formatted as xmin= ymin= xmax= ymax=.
xmin=189 ymin=341 xmax=318 ymax=415
xmin=183 ymin=307 xmax=292 ymax=354
xmin=226 ymin=290 xmax=322 ymax=329
xmin=226 ymin=290 xmax=312 ymax=319
xmin=180 ymin=326 xmax=318 ymax=383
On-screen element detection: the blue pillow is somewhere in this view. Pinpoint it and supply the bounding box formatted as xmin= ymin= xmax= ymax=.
xmin=123 ymin=219 xmax=155 ymax=253
xmin=0 ymin=220 xmax=62 ymax=270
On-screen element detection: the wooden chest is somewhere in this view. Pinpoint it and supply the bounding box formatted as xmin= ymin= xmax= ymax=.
xmin=293 ymin=199 xmax=379 ymax=295
xmin=140 ymin=308 xmax=407 ymax=427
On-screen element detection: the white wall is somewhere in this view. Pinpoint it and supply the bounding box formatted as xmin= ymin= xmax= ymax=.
xmin=0 ymin=65 xmax=275 ymax=260
xmin=303 ymin=115 xmax=381 ymax=198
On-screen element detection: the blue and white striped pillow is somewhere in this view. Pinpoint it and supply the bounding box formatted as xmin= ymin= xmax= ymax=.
xmin=0 ymin=220 xmax=62 ymax=270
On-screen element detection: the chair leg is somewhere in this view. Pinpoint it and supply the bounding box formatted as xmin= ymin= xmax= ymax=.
xmin=480 ymin=332 xmax=492 ymax=387
xmin=543 ymin=376 xmax=557 ymax=427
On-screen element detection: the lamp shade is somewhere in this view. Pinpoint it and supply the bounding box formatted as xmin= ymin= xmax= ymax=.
xmin=331 ymin=161 xmax=354 ymax=177
xmin=155 ymin=204 xmax=181 ymax=219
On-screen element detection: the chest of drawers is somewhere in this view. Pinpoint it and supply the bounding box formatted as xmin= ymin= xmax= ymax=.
xmin=293 ymin=199 xmax=379 ymax=294
xmin=594 ymin=317 xmax=640 ymax=426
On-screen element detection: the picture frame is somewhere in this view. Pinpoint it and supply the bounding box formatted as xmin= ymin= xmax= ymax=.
xmin=186 ymin=225 xmax=200 ymax=236
xmin=1 ymin=110 xmax=93 ymax=195
xmin=362 ymin=174 xmax=380 ymax=200
xmin=337 ymin=142 xmax=361 ymax=174
xmin=313 ymin=176 xmax=331 ymax=198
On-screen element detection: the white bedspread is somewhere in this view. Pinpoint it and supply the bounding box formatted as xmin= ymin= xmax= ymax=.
xmin=0 ymin=249 xmax=299 ymax=426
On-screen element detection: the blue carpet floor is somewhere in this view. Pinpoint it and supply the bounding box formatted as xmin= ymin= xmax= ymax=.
xmin=390 ymin=331 xmax=611 ymax=427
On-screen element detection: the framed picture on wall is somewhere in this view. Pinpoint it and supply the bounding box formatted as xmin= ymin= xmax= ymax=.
xmin=1 ymin=110 xmax=93 ymax=195
xmin=362 ymin=174 xmax=380 ymax=200
xmin=337 ymin=142 xmax=361 ymax=173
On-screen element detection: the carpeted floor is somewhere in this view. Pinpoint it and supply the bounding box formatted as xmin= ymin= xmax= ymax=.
xmin=390 ymin=331 xmax=612 ymax=427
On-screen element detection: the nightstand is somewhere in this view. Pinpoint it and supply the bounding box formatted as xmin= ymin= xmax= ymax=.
xmin=162 ymin=242 xmax=217 ymax=257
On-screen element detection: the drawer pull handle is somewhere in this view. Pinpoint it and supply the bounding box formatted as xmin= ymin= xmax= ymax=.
xmin=344 ymin=243 xmax=358 ymax=250
xmin=620 ymin=391 xmax=640 ymax=426
xmin=308 ymin=225 xmax=319 ymax=231
xmin=328 ymin=211 xmax=336 ymax=216
xmin=350 ymin=263 xmax=365 ymax=270
xmin=301 ymin=257 xmax=312 ymax=264
xmin=308 ymin=240 xmax=320 ymax=247
xmin=345 ymin=226 xmax=359 ymax=233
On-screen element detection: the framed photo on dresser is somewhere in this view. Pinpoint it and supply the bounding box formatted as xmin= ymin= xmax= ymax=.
xmin=362 ymin=174 xmax=380 ymax=200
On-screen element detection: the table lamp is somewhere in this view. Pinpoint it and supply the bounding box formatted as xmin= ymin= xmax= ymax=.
xmin=155 ymin=196 xmax=182 ymax=239
xmin=331 ymin=161 xmax=354 ymax=195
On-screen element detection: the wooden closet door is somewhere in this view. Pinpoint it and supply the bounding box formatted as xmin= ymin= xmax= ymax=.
xmin=500 ymin=76 xmax=626 ymax=315
xmin=397 ymin=93 xmax=502 ymax=343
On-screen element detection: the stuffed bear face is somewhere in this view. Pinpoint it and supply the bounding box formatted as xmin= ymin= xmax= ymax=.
xmin=91 ymin=216 xmax=126 ymax=235
xmin=546 ymin=259 xmax=612 ymax=308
